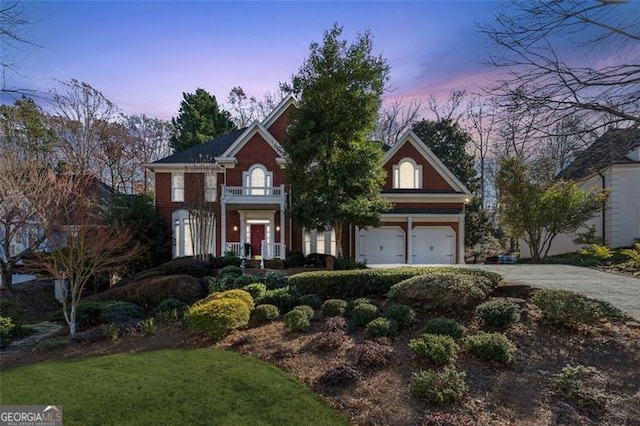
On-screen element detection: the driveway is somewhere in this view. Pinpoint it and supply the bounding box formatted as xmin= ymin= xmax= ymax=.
xmin=371 ymin=264 xmax=640 ymax=320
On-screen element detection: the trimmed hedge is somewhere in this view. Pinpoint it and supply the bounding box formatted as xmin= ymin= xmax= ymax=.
xmin=530 ymin=289 xmax=625 ymax=326
xmin=253 ymin=304 xmax=280 ymax=323
xmin=322 ymin=299 xmax=348 ymax=318
xmin=283 ymin=310 xmax=311 ymax=331
xmin=350 ymin=303 xmax=379 ymax=327
xmin=204 ymin=289 xmax=254 ymax=311
xmin=387 ymin=272 xmax=490 ymax=310
xmin=476 ymin=299 xmax=521 ymax=327
xmin=187 ymin=297 xmax=251 ymax=339
xmin=464 ymin=332 xmax=517 ymax=364
xmin=423 ymin=317 xmax=466 ymax=340
xmin=89 ymin=275 xmax=205 ymax=310
xmin=256 ymin=286 xmax=299 ymax=312
xmin=288 ymin=267 xmax=501 ymax=299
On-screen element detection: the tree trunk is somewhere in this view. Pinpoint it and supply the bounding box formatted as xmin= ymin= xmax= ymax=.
xmin=69 ymin=305 xmax=77 ymax=337
xmin=1 ymin=267 xmax=12 ymax=290
xmin=334 ymin=220 xmax=344 ymax=258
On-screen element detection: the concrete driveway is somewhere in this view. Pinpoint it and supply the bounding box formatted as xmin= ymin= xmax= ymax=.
xmin=371 ymin=264 xmax=640 ymax=320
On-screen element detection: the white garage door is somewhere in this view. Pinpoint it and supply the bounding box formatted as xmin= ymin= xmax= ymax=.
xmin=358 ymin=227 xmax=405 ymax=264
xmin=412 ymin=227 xmax=455 ymax=264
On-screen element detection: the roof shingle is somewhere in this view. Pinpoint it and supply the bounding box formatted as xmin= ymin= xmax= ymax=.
xmin=152 ymin=127 xmax=247 ymax=164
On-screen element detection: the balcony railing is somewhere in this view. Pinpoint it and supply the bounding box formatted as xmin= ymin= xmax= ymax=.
xmin=225 ymin=241 xmax=286 ymax=266
xmin=222 ymin=185 xmax=285 ymax=203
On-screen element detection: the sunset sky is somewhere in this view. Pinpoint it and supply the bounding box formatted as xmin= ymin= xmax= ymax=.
xmin=2 ymin=1 xmax=635 ymax=121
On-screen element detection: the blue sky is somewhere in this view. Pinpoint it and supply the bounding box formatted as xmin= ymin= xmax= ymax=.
xmin=4 ymin=1 xmax=512 ymax=119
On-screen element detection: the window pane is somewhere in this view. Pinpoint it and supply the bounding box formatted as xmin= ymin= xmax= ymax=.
xmin=399 ymin=161 xmax=415 ymax=189
xmin=250 ymin=168 xmax=266 ymax=195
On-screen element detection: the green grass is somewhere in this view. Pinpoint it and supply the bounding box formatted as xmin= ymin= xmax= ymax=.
xmin=0 ymin=348 xmax=348 ymax=426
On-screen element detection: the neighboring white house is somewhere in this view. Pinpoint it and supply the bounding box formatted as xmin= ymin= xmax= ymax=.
xmin=521 ymin=127 xmax=640 ymax=258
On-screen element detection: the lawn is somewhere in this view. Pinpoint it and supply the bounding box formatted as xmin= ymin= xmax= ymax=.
xmin=0 ymin=348 xmax=348 ymax=426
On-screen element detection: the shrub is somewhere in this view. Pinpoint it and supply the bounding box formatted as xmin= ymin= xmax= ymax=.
xmin=233 ymin=275 xmax=264 ymax=288
xmin=156 ymin=257 xmax=212 ymax=278
xmin=139 ymin=318 xmax=156 ymax=336
xmin=287 ymin=250 xmax=306 ymax=268
xmin=204 ymin=289 xmax=254 ymax=310
xmin=313 ymin=330 xmax=349 ymax=351
xmin=253 ymin=304 xmax=280 ymax=323
xmin=476 ymin=299 xmax=521 ymax=327
xmin=212 ymin=255 xmax=241 ymax=269
xmin=188 ymin=297 xmax=251 ymax=339
xmin=0 ymin=316 xmax=15 ymax=348
xmin=257 ymin=286 xmax=299 ymax=312
xmin=551 ymin=364 xmax=608 ymax=409
xmin=264 ymin=272 xmax=287 ymax=290
xmin=219 ymin=265 xmax=243 ymax=279
xmin=73 ymin=301 xmax=143 ymax=328
xmin=409 ymin=334 xmax=459 ymax=365
xmin=387 ymin=272 xmax=490 ymax=311
xmin=580 ymin=244 xmax=613 ymax=263
xmin=350 ymin=303 xmax=379 ymax=327
xmin=283 ymin=309 xmax=311 ymax=331
xmin=155 ymin=298 xmax=189 ymax=315
xmin=365 ymin=317 xmax=399 ymax=339
xmin=464 ymin=332 xmax=517 ymax=364
xmin=89 ymin=275 xmax=205 ymax=309
xmin=292 ymin=305 xmax=315 ymax=321
xmin=317 ymin=365 xmax=361 ymax=386
xmin=334 ymin=256 xmax=366 ymax=270
xmin=322 ymin=299 xmax=348 ymax=318
xmin=354 ymin=341 xmax=393 ymax=368
xmin=346 ymin=297 xmax=373 ymax=313
xmin=297 ymin=294 xmax=322 ymax=309
xmin=411 ymin=367 xmax=467 ymax=404
xmin=423 ymin=317 xmax=466 ymax=340
xmin=620 ymin=242 xmax=640 ymax=268
xmin=242 ymin=283 xmax=267 ymax=301
xmin=384 ymin=305 xmax=415 ymax=330
xmin=530 ymin=289 xmax=618 ymax=326
xmin=102 ymin=323 xmax=120 ymax=343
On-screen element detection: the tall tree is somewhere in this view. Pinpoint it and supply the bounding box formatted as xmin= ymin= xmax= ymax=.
xmin=496 ymin=156 xmax=609 ymax=262
xmin=283 ymin=24 xmax=391 ymax=256
xmin=412 ymin=119 xmax=489 ymax=247
xmin=374 ymin=98 xmax=421 ymax=146
xmin=49 ymin=79 xmax=120 ymax=176
xmin=170 ymin=88 xmax=236 ymax=152
xmin=1 ymin=0 xmax=39 ymax=97
xmin=0 ymin=96 xmax=57 ymax=163
xmin=482 ymin=0 xmax=640 ymax=135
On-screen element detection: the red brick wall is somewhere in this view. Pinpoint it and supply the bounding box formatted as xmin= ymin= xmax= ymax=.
xmin=267 ymin=104 xmax=295 ymax=144
xmin=225 ymin=133 xmax=285 ymax=186
xmin=383 ymin=142 xmax=453 ymax=191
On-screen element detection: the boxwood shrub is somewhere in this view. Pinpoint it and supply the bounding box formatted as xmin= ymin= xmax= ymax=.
xmin=297 ymin=294 xmax=322 ymax=309
xmin=187 ymin=297 xmax=251 ymax=339
xmin=530 ymin=289 xmax=624 ymax=326
xmin=411 ymin=367 xmax=467 ymax=404
xmin=283 ymin=309 xmax=311 ymax=331
xmin=387 ymin=272 xmax=490 ymax=310
xmin=365 ymin=317 xmax=399 ymax=339
xmin=350 ymin=303 xmax=379 ymax=327
xmin=464 ymin=332 xmax=517 ymax=364
xmin=253 ymin=304 xmax=280 ymax=323
xmin=292 ymin=305 xmax=315 ymax=321
xmin=256 ymin=286 xmax=299 ymax=312
xmin=242 ymin=283 xmax=267 ymax=301
xmin=423 ymin=317 xmax=466 ymax=340
xmin=476 ymin=299 xmax=521 ymax=327
xmin=322 ymin=299 xmax=348 ymax=318
xmin=409 ymin=333 xmax=459 ymax=365
xmin=384 ymin=304 xmax=415 ymax=330
xmin=203 ymin=289 xmax=254 ymax=310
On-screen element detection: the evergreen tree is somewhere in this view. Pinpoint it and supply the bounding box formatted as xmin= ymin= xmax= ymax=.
xmin=170 ymin=88 xmax=236 ymax=152
xmin=283 ymin=24 xmax=391 ymax=256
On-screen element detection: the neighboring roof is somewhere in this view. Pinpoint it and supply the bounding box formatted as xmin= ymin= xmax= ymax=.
xmin=388 ymin=207 xmax=464 ymax=215
xmin=557 ymin=127 xmax=640 ymax=180
xmin=151 ymin=128 xmax=247 ymax=164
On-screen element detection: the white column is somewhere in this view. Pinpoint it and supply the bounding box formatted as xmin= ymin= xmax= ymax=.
xmin=458 ymin=213 xmax=465 ymax=264
xmin=280 ymin=200 xmax=286 ymax=259
xmin=221 ymin=200 xmax=227 ymax=255
xmin=407 ymin=216 xmax=413 ymax=264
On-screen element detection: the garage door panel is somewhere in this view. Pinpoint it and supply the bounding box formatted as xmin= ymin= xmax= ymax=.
xmin=358 ymin=227 xmax=405 ymax=264
xmin=412 ymin=227 xmax=455 ymax=264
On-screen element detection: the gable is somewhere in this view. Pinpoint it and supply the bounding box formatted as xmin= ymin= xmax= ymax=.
xmin=221 ymin=123 xmax=285 ymax=160
xmin=383 ymin=130 xmax=470 ymax=195
xmin=266 ymin=103 xmax=296 ymax=144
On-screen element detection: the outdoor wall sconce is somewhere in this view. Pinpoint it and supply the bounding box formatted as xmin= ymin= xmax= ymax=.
xmin=276 ymin=226 xmax=281 ymax=231
xmin=233 ymin=225 xmax=238 ymax=231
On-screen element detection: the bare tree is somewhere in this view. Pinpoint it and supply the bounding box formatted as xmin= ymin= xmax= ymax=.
xmin=481 ymin=0 xmax=640 ymax=134
xmin=465 ymin=96 xmax=495 ymax=207
xmin=28 ymin=191 xmax=140 ymax=336
xmin=374 ymin=98 xmax=421 ymax=145
xmin=227 ymin=85 xmax=288 ymax=127
xmin=49 ymin=79 xmax=120 ymax=176
xmin=0 ymin=0 xmax=40 ymax=97
xmin=0 ymin=151 xmax=80 ymax=289
xmin=184 ymin=170 xmax=216 ymax=260
xmin=428 ymin=90 xmax=467 ymax=123
xmin=123 ymin=114 xmax=173 ymax=193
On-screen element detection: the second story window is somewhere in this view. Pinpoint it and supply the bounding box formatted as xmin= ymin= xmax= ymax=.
xmin=204 ymin=173 xmax=216 ymax=202
xmin=244 ymin=164 xmax=272 ymax=195
xmin=172 ymin=172 xmax=184 ymax=202
xmin=393 ymin=158 xmax=422 ymax=189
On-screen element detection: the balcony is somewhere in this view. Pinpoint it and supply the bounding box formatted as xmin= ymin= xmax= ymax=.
xmin=221 ymin=185 xmax=286 ymax=205
xmin=225 ymin=241 xmax=286 ymax=264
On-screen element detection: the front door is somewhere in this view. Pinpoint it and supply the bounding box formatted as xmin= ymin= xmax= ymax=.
xmin=250 ymin=224 xmax=265 ymax=257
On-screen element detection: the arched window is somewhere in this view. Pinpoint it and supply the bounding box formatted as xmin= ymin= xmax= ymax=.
xmin=244 ymin=164 xmax=272 ymax=195
xmin=393 ymin=158 xmax=422 ymax=189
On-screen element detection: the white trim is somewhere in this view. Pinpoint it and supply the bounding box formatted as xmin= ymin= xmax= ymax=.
xmin=261 ymin=95 xmax=297 ymax=129
xmin=457 ymin=213 xmax=465 ymax=264
xmin=146 ymin=163 xmax=221 ymax=173
xmin=222 ymin=122 xmax=286 ymax=159
xmin=382 ymin=193 xmax=469 ymax=203
xmin=393 ymin=157 xmax=422 ymax=189
xmin=171 ymin=172 xmax=184 ymax=202
xmin=384 ymin=130 xmax=471 ymax=195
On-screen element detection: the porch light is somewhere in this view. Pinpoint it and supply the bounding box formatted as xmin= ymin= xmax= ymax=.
xmin=276 ymin=226 xmax=280 ymax=231
xmin=233 ymin=225 xmax=238 ymax=231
